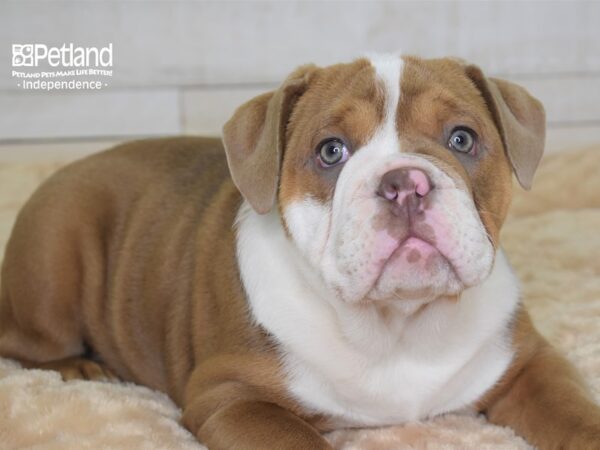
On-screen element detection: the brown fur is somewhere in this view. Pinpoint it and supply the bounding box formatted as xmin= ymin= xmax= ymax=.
xmin=0 ymin=137 xmax=330 ymax=448
xmin=0 ymin=56 xmax=598 ymax=450
xmin=477 ymin=307 xmax=600 ymax=449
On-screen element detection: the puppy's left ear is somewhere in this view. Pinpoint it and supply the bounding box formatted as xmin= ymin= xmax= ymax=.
xmin=466 ymin=66 xmax=546 ymax=190
xmin=222 ymin=65 xmax=316 ymax=214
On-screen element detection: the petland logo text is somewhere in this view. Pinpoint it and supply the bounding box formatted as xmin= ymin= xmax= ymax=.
xmin=11 ymin=43 xmax=113 ymax=91
xmin=12 ymin=43 xmax=113 ymax=67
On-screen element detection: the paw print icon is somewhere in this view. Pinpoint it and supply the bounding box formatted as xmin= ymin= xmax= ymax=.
xmin=12 ymin=44 xmax=34 ymax=67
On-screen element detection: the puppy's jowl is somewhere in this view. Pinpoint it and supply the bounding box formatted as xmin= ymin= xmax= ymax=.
xmin=1 ymin=55 xmax=599 ymax=449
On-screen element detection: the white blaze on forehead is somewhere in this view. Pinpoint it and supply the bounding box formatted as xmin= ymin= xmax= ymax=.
xmin=369 ymin=54 xmax=402 ymax=123
xmin=367 ymin=54 xmax=403 ymax=157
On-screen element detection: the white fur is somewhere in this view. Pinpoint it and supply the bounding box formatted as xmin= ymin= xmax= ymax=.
xmin=236 ymin=202 xmax=518 ymax=426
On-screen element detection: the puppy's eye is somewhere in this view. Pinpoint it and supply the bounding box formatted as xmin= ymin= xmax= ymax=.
xmin=317 ymin=139 xmax=349 ymax=167
xmin=448 ymin=128 xmax=476 ymax=154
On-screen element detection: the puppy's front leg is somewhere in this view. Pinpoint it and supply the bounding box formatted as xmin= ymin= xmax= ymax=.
xmin=182 ymin=359 xmax=333 ymax=450
xmin=185 ymin=398 xmax=332 ymax=450
xmin=482 ymin=310 xmax=600 ymax=449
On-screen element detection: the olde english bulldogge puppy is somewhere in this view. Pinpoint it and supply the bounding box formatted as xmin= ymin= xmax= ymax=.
xmin=1 ymin=54 xmax=599 ymax=449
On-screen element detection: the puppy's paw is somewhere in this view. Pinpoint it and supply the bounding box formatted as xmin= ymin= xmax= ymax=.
xmin=32 ymin=357 xmax=120 ymax=382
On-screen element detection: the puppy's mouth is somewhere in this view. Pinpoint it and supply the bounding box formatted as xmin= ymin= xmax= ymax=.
xmin=387 ymin=235 xmax=439 ymax=264
xmin=366 ymin=224 xmax=465 ymax=302
xmin=381 ymin=231 xmax=450 ymax=274
xmin=379 ymin=213 xmax=442 ymax=262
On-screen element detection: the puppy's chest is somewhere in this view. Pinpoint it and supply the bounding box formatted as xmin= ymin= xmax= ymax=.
xmin=237 ymin=210 xmax=519 ymax=427
xmin=281 ymin=303 xmax=515 ymax=427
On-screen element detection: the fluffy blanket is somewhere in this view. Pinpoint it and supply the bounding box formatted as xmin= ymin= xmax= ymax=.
xmin=1 ymin=147 xmax=599 ymax=449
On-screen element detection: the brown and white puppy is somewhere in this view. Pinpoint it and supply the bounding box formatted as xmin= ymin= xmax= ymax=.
xmin=1 ymin=55 xmax=599 ymax=450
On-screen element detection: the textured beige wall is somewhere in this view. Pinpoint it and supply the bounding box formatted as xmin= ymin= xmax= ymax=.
xmin=1 ymin=0 xmax=600 ymax=155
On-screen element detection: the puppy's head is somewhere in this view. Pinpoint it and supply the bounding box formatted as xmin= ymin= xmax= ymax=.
xmin=223 ymin=55 xmax=545 ymax=305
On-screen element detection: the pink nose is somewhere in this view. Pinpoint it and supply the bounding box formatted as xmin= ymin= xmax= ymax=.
xmin=377 ymin=168 xmax=432 ymax=202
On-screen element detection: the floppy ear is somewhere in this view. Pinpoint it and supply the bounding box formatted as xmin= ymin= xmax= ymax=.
xmin=222 ymin=65 xmax=316 ymax=214
xmin=466 ymin=66 xmax=546 ymax=190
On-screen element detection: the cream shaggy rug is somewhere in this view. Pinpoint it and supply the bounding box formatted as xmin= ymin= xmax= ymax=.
xmin=1 ymin=146 xmax=599 ymax=449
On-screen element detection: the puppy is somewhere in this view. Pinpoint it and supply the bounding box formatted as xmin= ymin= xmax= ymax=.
xmin=1 ymin=55 xmax=599 ymax=449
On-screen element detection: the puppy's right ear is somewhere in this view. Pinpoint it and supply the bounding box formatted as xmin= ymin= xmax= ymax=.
xmin=222 ymin=65 xmax=316 ymax=214
xmin=465 ymin=65 xmax=546 ymax=190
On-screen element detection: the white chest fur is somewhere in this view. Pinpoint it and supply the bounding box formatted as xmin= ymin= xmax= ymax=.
xmin=236 ymin=204 xmax=519 ymax=427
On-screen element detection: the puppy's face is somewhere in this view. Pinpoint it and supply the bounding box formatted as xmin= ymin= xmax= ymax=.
xmin=224 ymin=55 xmax=545 ymax=306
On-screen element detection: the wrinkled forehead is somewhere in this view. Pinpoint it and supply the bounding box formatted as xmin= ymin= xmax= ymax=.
xmin=285 ymin=58 xmax=385 ymax=149
xmin=397 ymin=56 xmax=497 ymax=139
xmin=288 ymin=55 xmax=494 ymax=149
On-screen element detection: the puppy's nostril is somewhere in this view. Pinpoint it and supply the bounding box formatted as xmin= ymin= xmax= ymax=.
xmin=409 ymin=169 xmax=432 ymax=198
xmin=377 ymin=185 xmax=398 ymax=201
xmin=414 ymin=182 xmax=428 ymax=198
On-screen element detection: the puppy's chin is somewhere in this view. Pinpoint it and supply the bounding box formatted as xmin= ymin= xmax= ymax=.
xmin=364 ymin=237 xmax=465 ymax=304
